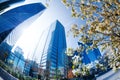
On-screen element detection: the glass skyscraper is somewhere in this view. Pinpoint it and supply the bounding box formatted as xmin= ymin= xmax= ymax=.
xmin=40 ymin=20 xmax=67 ymax=78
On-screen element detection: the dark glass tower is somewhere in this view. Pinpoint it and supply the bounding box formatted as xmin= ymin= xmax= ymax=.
xmin=40 ymin=20 xmax=67 ymax=78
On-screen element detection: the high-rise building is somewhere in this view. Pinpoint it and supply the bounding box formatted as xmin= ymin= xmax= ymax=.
xmin=87 ymin=48 xmax=101 ymax=62
xmin=78 ymin=42 xmax=101 ymax=64
xmin=0 ymin=3 xmax=45 ymax=45
xmin=40 ymin=20 xmax=67 ymax=79
xmin=11 ymin=46 xmax=25 ymax=72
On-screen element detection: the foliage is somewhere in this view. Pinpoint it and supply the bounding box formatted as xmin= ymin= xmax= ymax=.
xmin=62 ymin=0 xmax=120 ymax=70
xmin=52 ymin=69 xmax=62 ymax=79
xmin=70 ymin=51 xmax=106 ymax=78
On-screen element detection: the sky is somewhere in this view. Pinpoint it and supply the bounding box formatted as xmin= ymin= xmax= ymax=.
xmin=4 ymin=0 xmax=86 ymax=63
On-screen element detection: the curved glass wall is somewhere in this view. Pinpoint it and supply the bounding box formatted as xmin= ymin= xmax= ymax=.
xmin=0 ymin=3 xmax=45 ymax=44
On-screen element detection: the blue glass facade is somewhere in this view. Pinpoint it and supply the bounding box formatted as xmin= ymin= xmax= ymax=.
xmin=47 ymin=20 xmax=67 ymax=67
xmin=87 ymin=48 xmax=101 ymax=62
xmin=0 ymin=3 xmax=45 ymax=33
xmin=0 ymin=3 xmax=45 ymax=45
xmin=40 ymin=20 xmax=67 ymax=78
xmin=0 ymin=28 xmax=13 ymax=43
xmin=78 ymin=42 xmax=101 ymax=64
xmin=82 ymin=50 xmax=91 ymax=64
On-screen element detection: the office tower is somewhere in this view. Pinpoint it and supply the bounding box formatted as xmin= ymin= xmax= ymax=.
xmin=40 ymin=20 xmax=67 ymax=78
xmin=78 ymin=42 xmax=101 ymax=64
xmin=87 ymin=48 xmax=101 ymax=62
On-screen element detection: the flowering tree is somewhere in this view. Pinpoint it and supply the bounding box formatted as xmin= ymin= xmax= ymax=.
xmin=68 ymin=49 xmax=105 ymax=78
xmin=62 ymin=0 xmax=120 ymax=70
